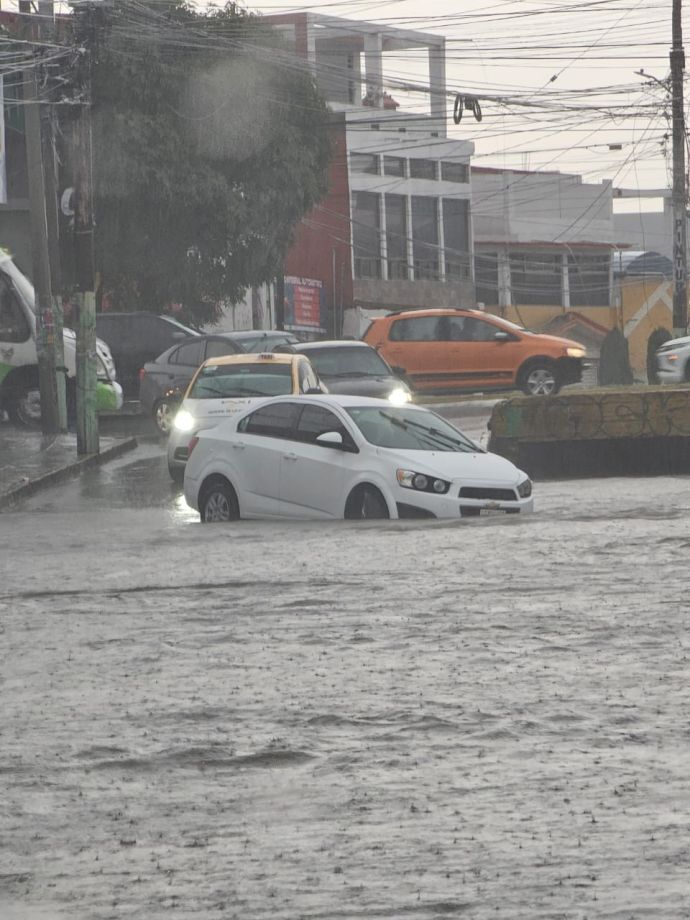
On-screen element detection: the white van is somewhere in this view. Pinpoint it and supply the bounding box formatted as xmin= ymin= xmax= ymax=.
xmin=0 ymin=248 xmax=122 ymax=425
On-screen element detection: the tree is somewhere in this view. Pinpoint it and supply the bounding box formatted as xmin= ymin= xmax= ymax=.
xmin=69 ymin=1 xmax=332 ymax=325
xmin=598 ymin=327 xmax=633 ymax=386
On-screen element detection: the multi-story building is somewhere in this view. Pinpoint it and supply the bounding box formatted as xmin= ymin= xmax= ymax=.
xmin=267 ymin=13 xmax=475 ymax=336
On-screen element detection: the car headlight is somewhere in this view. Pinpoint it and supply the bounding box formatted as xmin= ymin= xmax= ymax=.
xmin=396 ymin=469 xmax=450 ymax=494
xmin=388 ymin=387 xmax=411 ymax=406
xmin=566 ymin=347 xmax=585 ymax=358
xmin=517 ymin=478 xmax=532 ymax=498
xmin=664 ymin=353 xmax=679 ymax=362
xmin=174 ymin=409 xmax=195 ymax=432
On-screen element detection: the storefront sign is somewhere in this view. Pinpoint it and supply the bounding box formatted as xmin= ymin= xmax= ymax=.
xmin=284 ymin=276 xmax=325 ymax=333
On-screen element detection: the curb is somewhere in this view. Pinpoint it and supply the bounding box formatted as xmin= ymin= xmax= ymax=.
xmin=0 ymin=437 xmax=138 ymax=510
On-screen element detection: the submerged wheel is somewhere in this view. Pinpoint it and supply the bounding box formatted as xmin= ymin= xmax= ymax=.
xmin=520 ymin=362 xmax=559 ymax=396
xmin=9 ymin=383 xmax=42 ymax=427
xmin=344 ymin=485 xmax=390 ymax=520
xmin=153 ymin=399 xmax=176 ymax=436
xmin=199 ymin=477 xmax=239 ymax=524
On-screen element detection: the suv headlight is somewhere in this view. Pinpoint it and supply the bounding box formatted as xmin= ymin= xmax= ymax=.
xmin=397 ymin=469 xmax=450 ymax=494
xmin=517 ymin=478 xmax=532 ymax=498
xmin=174 ymin=409 xmax=195 ymax=432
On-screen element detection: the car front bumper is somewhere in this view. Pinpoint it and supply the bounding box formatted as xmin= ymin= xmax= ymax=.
xmin=656 ymin=363 xmax=685 ymax=384
xmin=393 ymin=484 xmax=533 ymax=519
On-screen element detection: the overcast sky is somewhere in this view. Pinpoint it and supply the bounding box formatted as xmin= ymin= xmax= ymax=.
xmin=250 ymin=0 xmax=682 ymax=201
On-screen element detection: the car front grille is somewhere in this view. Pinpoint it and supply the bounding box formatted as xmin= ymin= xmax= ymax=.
xmin=459 ymin=486 xmax=517 ymax=502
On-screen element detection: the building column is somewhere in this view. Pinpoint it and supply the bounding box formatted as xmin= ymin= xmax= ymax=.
xmin=562 ymin=251 xmax=570 ymax=309
xmin=379 ymin=193 xmax=388 ymax=281
xmin=428 ymin=42 xmax=447 ymax=135
xmin=405 ymin=195 xmax=415 ymax=280
xmin=498 ymin=248 xmax=511 ymax=308
xmin=437 ymin=198 xmax=446 ymax=282
xmin=364 ymin=33 xmax=384 ymax=107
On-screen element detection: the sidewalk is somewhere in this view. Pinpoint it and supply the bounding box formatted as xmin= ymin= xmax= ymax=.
xmin=0 ymin=423 xmax=138 ymax=510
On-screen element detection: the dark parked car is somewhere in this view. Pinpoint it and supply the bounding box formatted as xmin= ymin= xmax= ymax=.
xmin=289 ymin=340 xmax=413 ymax=405
xmin=95 ymin=313 xmax=200 ymax=398
xmin=139 ymin=334 xmax=246 ymax=434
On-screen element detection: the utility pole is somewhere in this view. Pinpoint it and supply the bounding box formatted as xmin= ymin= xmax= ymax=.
xmin=71 ymin=1 xmax=99 ymax=455
xmin=24 ymin=61 xmax=62 ymax=433
xmin=671 ymin=0 xmax=687 ymax=335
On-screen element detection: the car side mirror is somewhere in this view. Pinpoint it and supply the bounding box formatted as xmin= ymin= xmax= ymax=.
xmin=306 ymin=387 xmax=324 ymax=395
xmin=315 ymin=431 xmax=344 ymax=448
xmin=494 ymin=331 xmax=511 ymax=342
xmin=391 ymin=365 xmax=406 ymax=377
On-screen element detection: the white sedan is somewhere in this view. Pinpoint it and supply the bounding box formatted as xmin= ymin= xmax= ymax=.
xmin=183 ymin=395 xmax=534 ymax=522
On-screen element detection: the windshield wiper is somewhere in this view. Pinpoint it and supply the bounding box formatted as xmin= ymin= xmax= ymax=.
xmin=377 ymin=411 xmax=479 ymax=452
xmin=325 ymin=371 xmax=376 ymax=378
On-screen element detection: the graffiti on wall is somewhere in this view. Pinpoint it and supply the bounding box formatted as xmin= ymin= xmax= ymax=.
xmin=491 ymin=389 xmax=690 ymax=441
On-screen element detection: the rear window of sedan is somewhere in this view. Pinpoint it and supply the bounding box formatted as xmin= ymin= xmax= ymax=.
xmin=189 ymin=362 xmax=293 ymax=399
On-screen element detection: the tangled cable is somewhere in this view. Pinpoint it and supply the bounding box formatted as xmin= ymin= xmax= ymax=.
xmin=453 ymin=94 xmax=483 ymax=124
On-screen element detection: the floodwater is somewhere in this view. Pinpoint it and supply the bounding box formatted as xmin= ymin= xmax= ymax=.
xmin=1 ymin=448 xmax=690 ymax=919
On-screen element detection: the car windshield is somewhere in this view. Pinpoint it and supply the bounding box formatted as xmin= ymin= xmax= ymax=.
xmin=189 ymin=362 xmax=293 ymax=398
xmin=303 ymin=346 xmax=391 ymax=378
xmin=346 ymin=406 xmax=482 ymax=453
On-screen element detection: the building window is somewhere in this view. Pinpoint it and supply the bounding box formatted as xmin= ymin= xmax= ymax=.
xmin=441 ymin=161 xmax=469 ymax=183
xmin=443 ymin=199 xmax=470 ymax=281
xmin=351 ymin=191 xmax=381 ymax=280
xmin=385 ymin=194 xmax=409 ymax=280
xmin=510 ymin=252 xmax=562 ymax=306
xmin=568 ymin=253 xmax=610 ymax=306
xmin=475 ymin=252 xmax=499 ymax=306
xmin=384 ymin=156 xmax=405 ymax=178
xmin=411 ymin=196 xmax=439 ymax=280
xmin=350 ymin=152 xmax=379 ymax=175
xmin=409 ymin=158 xmax=437 ymax=180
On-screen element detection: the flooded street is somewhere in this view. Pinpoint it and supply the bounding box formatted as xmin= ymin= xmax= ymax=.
xmin=2 ymin=445 xmax=690 ymax=919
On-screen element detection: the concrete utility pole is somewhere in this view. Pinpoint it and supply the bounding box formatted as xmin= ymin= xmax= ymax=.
xmin=24 ymin=62 xmax=63 ymax=433
xmin=671 ymin=0 xmax=688 ymax=335
xmin=71 ymin=1 xmax=99 ymax=455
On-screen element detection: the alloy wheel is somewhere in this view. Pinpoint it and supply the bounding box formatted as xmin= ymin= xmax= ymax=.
xmin=525 ymin=367 xmax=557 ymax=396
xmin=203 ymin=490 xmax=232 ymax=522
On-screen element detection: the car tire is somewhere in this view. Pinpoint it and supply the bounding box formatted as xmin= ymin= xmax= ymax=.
xmin=153 ymin=399 xmax=176 ymax=436
xmin=519 ymin=362 xmax=560 ymax=396
xmin=9 ymin=379 xmax=43 ymax=427
xmin=344 ymin=485 xmax=390 ymax=520
xmin=199 ymin=477 xmax=240 ymax=524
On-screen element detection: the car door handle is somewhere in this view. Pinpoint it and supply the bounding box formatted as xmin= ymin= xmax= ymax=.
xmin=283 ymin=452 xmax=298 ymax=461
xmin=232 ymin=441 xmax=246 ymax=450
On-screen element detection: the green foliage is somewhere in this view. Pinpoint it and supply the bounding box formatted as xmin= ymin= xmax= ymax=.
xmin=646 ymin=327 xmax=672 ymax=384
xmin=598 ymin=327 xmax=633 ymax=386
xmin=80 ymin=1 xmax=331 ymax=323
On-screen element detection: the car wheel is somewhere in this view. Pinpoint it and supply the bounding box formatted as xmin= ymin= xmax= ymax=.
xmin=520 ymin=363 xmax=559 ymax=396
xmin=153 ymin=399 xmax=176 ymax=436
xmin=344 ymin=485 xmax=390 ymax=520
xmin=9 ymin=383 xmax=43 ymax=427
xmin=199 ymin=477 xmax=239 ymax=524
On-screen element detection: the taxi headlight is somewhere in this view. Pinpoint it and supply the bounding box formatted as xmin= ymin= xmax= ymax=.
xmin=566 ymin=347 xmax=585 ymax=358
xmin=174 ymin=409 xmax=195 ymax=432
xmin=388 ymin=387 xmax=411 ymax=406
xmin=397 ymin=469 xmax=450 ymax=494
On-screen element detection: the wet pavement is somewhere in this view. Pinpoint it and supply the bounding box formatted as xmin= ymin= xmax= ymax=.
xmin=2 ymin=450 xmax=690 ymax=919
